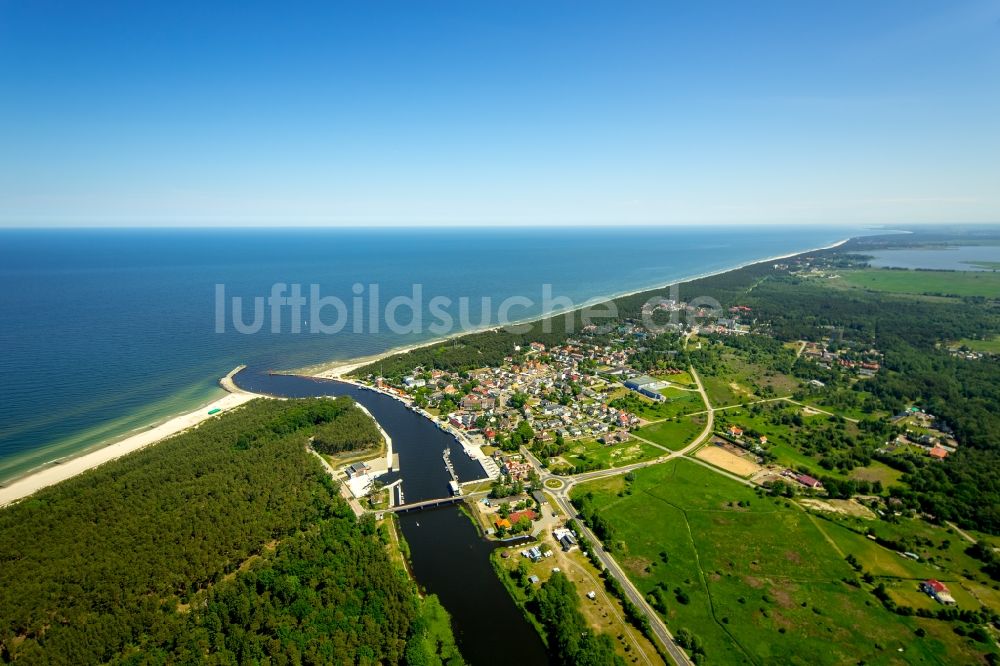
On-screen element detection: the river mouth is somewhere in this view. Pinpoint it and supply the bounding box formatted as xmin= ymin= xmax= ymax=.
xmin=232 ymin=368 xmax=549 ymax=665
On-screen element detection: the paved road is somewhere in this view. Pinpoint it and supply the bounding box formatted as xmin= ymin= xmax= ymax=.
xmin=388 ymin=490 xmax=489 ymax=513
xmin=522 ymin=365 xmax=717 ymax=666
xmin=545 ymin=488 xmax=693 ymax=666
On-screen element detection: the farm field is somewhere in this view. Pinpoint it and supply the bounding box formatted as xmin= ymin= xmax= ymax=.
xmin=836 ymin=268 xmax=1000 ymax=298
xmin=633 ymin=415 xmax=705 ymax=451
xmin=571 ymin=459 xmax=998 ymax=665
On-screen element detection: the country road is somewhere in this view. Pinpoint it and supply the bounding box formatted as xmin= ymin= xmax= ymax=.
xmin=521 ymin=366 xmax=718 ymax=666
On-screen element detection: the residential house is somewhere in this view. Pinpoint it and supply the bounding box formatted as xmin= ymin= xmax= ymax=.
xmin=928 ymin=445 xmax=949 ymax=460
xmin=921 ymin=580 xmax=956 ymax=605
xmin=796 ymin=473 xmax=822 ymax=489
xmin=507 ymin=509 xmax=537 ymax=525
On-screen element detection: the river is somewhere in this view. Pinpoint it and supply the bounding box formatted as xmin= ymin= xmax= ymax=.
xmin=232 ymin=368 xmax=549 ymax=666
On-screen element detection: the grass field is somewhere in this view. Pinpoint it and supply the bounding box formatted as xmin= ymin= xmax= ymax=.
xmin=633 ymin=415 xmax=705 ymax=451
xmin=799 ymin=400 xmax=872 ymax=422
xmin=698 ymin=346 xmax=802 ymax=409
xmin=836 ymin=268 xmax=1000 ymax=298
xmin=714 ymin=401 xmax=903 ymax=488
xmin=950 ymin=336 xmax=1000 ymax=353
xmin=652 ymin=370 xmax=696 ymax=387
xmin=814 ymin=513 xmax=1000 ymax=602
xmin=614 ymin=389 xmax=705 ymax=421
xmin=563 ymin=437 xmax=662 ymax=470
xmin=700 ymin=373 xmax=750 ymax=408
xmin=726 ymin=355 xmax=801 ymax=396
xmin=850 ymin=461 xmax=905 ymax=486
xmin=572 ymin=459 xmax=998 ymax=665
xmin=813 ymin=518 xmax=939 ymax=580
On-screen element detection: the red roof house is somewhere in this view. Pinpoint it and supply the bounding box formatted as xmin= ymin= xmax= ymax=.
xmin=796 ymin=473 xmax=822 ymax=489
xmin=507 ymin=509 xmax=538 ymax=525
xmin=921 ymin=579 xmax=956 ymax=604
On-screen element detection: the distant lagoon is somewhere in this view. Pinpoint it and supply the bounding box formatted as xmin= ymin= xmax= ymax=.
xmin=865 ymin=243 xmax=1000 ymax=271
xmin=0 ymin=225 xmax=875 ymax=483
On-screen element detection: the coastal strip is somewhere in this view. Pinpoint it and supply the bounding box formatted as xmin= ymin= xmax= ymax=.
xmin=305 ymin=237 xmax=852 ymax=380
xmin=0 ymin=235 xmax=857 ymax=508
xmin=0 ymin=366 xmax=257 ymax=508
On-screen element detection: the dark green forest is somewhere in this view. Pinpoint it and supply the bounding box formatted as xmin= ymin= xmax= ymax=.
xmin=534 ymin=573 xmax=624 ymax=666
xmin=310 ymin=399 xmax=384 ymax=454
xmin=0 ymin=398 xmax=459 ymax=664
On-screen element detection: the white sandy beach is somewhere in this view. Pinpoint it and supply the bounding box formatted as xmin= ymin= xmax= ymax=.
xmin=0 ymin=237 xmax=851 ymax=509
xmin=308 ymin=238 xmax=850 ymax=380
xmin=0 ymin=371 xmax=257 ymax=507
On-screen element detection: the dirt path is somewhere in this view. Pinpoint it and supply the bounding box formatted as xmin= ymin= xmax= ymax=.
xmin=548 ymin=538 xmax=658 ymax=666
xmin=945 ymin=521 xmax=977 ymax=545
xmin=804 ymin=512 xmax=846 ymax=559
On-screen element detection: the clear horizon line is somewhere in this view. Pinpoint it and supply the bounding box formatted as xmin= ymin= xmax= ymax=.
xmin=1 ymin=221 xmax=995 ymax=231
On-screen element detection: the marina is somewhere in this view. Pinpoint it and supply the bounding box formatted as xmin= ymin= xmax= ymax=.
xmin=231 ymin=367 xmax=549 ymax=665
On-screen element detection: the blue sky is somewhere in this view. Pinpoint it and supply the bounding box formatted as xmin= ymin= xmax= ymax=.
xmin=1 ymin=1 xmax=998 ymax=226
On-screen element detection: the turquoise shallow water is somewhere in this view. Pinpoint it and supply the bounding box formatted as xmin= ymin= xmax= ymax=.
xmin=0 ymin=225 xmax=868 ymax=482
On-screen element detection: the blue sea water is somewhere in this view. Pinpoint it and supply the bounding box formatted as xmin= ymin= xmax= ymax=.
xmin=0 ymin=225 xmax=870 ymax=481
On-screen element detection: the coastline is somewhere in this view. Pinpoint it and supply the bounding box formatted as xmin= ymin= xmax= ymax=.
xmin=0 ymin=235 xmax=851 ymax=507
xmin=0 ymin=366 xmax=257 ymax=507
xmin=305 ymin=237 xmax=850 ymax=379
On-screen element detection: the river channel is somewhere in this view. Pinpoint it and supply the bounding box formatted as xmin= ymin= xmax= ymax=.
xmin=233 ymin=368 xmax=549 ymax=665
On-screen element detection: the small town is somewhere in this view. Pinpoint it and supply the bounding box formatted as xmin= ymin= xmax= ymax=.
xmin=318 ymin=255 xmax=999 ymax=664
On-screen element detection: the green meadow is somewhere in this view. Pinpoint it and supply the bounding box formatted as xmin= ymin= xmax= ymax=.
xmin=951 ymin=336 xmax=1000 ymax=353
xmin=610 ymin=387 xmax=705 ymax=420
xmin=634 ymin=415 xmax=705 ymax=451
xmin=836 ymin=268 xmax=1000 ymax=298
xmin=715 ymin=401 xmax=903 ymax=488
xmin=572 ymin=459 xmax=997 ymax=665
xmin=562 ymin=437 xmax=662 ymax=469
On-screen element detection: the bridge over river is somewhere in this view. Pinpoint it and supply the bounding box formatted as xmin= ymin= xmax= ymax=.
xmin=388 ymin=490 xmax=488 ymax=513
